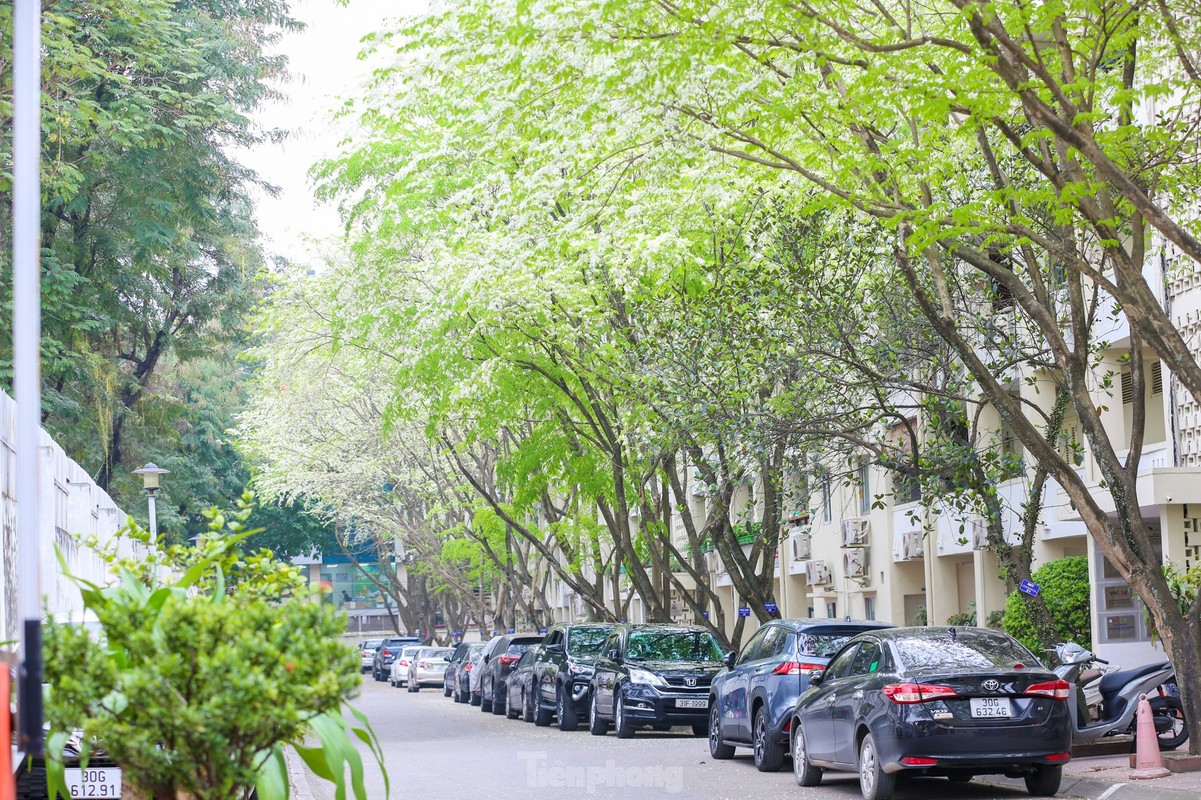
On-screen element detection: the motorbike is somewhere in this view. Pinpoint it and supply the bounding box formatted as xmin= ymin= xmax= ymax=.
xmin=1050 ymin=642 xmax=1188 ymax=751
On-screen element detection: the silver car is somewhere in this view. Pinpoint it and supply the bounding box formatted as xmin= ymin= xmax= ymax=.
xmin=359 ymin=638 xmax=383 ymax=673
xmin=389 ymin=646 xmax=423 ymax=688
xmin=406 ymin=647 xmax=454 ymax=692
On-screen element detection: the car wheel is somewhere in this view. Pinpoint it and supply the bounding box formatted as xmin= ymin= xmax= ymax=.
xmin=523 ymin=685 xmax=536 ymax=723
xmin=1024 ymin=765 xmax=1062 ymax=797
xmin=1152 ymin=696 xmax=1189 ymax=751
xmin=588 ymin=691 xmax=609 ymax=736
xmin=753 ymin=707 xmax=786 ymax=772
xmin=557 ymin=685 xmax=579 ymax=731
xmin=506 ymin=688 xmax=520 ymax=719
xmin=792 ymin=722 xmax=822 ymax=787
xmin=614 ymin=692 xmax=635 ymax=739
xmin=470 ymin=690 xmax=481 ymax=707
xmin=481 ymin=682 xmax=493 ymax=713
xmin=443 ymin=681 xmax=452 ymax=698
xmin=491 ymin=686 xmax=506 ymax=715
xmin=858 ymin=732 xmax=896 ymax=800
xmin=708 ymin=703 xmax=734 ymax=759
xmin=534 ymin=686 xmax=554 ymax=727
xmin=411 ymin=678 xmax=420 ymax=693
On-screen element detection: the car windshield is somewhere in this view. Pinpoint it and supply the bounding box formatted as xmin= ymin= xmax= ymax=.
xmin=567 ymin=626 xmax=612 ymax=656
xmin=893 ymin=631 xmax=1041 ymax=673
xmin=419 ymin=648 xmax=453 ymax=659
xmin=626 ymin=630 xmax=723 ymax=662
xmin=507 ymin=643 xmax=536 ymax=656
xmin=363 ymin=639 xmax=383 ymax=650
xmin=400 ymin=647 xmax=422 ymax=658
xmin=796 ymin=630 xmax=869 ymax=658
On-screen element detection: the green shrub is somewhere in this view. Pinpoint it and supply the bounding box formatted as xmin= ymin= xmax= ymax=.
xmin=44 ymin=497 xmax=387 ymax=800
xmin=1001 ymin=556 xmax=1091 ymax=654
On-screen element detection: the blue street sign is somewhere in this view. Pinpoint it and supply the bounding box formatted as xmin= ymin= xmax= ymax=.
xmin=765 ymin=602 xmax=778 ymax=614
xmin=702 ymin=611 xmax=710 ymax=618
xmin=538 ymin=627 xmax=548 ymax=633
xmin=1019 ymin=579 xmax=1041 ymax=598
xmin=506 ymin=627 xmax=515 ymax=634
xmin=452 ymin=631 xmax=462 ymax=637
xmin=738 ymin=607 xmax=751 ymax=618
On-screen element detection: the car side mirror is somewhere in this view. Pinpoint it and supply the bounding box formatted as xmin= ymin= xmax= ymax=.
xmin=483 ymin=654 xmax=491 ymax=664
xmin=444 ymin=656 xmax=452 ymax=662
xmin=808 ymin=669 xmax=824 ymax=686
xmin=723 ymin=651 xmax=737 ymax=669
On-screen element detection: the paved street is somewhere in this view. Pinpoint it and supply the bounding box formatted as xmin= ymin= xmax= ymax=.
xmin=300 ymin=679 xmax=1038 ymax=800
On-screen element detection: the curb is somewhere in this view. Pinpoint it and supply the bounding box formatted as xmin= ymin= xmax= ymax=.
xmin=283 ymin=746 xmax=317 ymax=800
xmin=978 ymin=774 xmax=1200 ymax=800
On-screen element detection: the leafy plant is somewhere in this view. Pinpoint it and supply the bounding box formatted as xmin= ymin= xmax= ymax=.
xmin=42 ymin=495 xmax=388 ymax=800
xmin=946 ymin=602 xmax=977 ymax=627
xmin=1145 ymin=563 xmax=1201 ymax=644
xmin=1002 ymin=557 xmax=1091 ymax=654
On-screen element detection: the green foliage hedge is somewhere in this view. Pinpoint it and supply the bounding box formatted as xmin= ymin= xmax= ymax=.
xmin=1002 ymin=556 xmax=1092 ymax=654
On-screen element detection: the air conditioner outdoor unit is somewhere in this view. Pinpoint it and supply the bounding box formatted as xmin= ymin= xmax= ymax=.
xmin=843 ymin=548 xmax=869 ymax=579
xmin=842 ymin=518 xmax=870 ymax=547
xmin=790 ymin=531 xmax=812 ymax=561
xmin=805 ymin=560 xmax=832 ymax=585
xmin=971 ymin=519 xmax=989 ymax=550
xmin=706 ymin=550 xmax=724 ymax=573
xmin=903 ymin=530 xmax=924 ymax=560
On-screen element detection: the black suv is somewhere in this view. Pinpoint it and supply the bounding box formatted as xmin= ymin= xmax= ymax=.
xmin=589 ymin=624 xmax=726 ymax=739
xmin=532 ymin=622 xmax=617 ymax=730
xmin=476 ymin=633 xmax=544 ymax=714
xmin=372 ymin=636 xmax=421 ymax=681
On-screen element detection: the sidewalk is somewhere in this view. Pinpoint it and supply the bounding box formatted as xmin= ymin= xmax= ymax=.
xmin=979 ymin=750 xmax=1201 ymax=800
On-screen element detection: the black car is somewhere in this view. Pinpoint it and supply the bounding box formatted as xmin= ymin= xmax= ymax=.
xmin=371 ymin=636 xmax=421 ymax=681
xmin=588 ymin=624 xmax=725 ymax=739
xmin=443 ymin=642 xmax=480 ymax=698
xmin=532 ymin=622 xmax=617 ymax=730
xmin=449 ymin=642 xmax=486 ymax=703
xmin=789 ymin=627 xmax=1072 ymax=800
xmin=709 ymin=618 xmax=894 ymax=771
xmin=478 ymin=634 xmax=544 ymax=714
xmin=504 ymin=648 xmax=539 ymax=722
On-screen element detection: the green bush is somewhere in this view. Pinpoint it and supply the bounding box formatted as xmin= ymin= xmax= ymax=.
xmin=44 ymin=497 xmax=387 ymax=800
xmin=1001 ymin=556 xmax=1091 ymax=654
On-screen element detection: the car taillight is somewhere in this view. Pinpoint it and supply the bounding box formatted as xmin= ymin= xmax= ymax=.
xmin=465 ymin=663 xmax=474 ymax=671
xmin=882 ymin=683 xmax=958 ymax=704
xmin=774 ymin=661 xmax=825 ymax=676
xmin=399 ymin=659 xmax=409 ymax=667
xmin=1025 ymin=679 xmax=1072 ymax=700
xmin=498 ymin=654 xmax=519 ymax=666
xmin=418 ymin=661 xmax=429 ymax=669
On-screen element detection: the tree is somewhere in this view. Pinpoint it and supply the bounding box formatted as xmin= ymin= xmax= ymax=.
xmin=327 ymin=0 xmax=1201 ymax=750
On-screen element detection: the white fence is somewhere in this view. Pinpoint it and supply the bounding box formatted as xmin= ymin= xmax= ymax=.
xmin=1 ymin=389 xmax=134 ymax=642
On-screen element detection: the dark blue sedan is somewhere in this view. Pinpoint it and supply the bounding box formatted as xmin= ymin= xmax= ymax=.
xmin=709 ymin=618 xmax=894 ymax=771
xmin=789 ymin=627 xmax=1072 ymax=800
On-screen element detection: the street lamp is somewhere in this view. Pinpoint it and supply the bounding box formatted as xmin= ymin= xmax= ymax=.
xmin=132 ymin=462 xmax=170 ymax=543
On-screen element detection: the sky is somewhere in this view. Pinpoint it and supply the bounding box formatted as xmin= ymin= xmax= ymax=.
xmin=242 ymin=0 xmax=427 ymax=269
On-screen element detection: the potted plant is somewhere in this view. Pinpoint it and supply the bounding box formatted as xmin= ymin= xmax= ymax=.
xmin=42 ymin=495 xmax=388 ymax=800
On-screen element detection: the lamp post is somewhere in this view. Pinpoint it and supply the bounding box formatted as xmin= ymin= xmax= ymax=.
xmin=132 ymin=463 xmax=170 ymax=543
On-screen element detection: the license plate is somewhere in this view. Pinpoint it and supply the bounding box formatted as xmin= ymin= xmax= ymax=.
xmin=970 ymin=697 xmax=1011 ymax=718
xmin=65 ymin=767 xmax=122 ymax=799
xmin=676 ymin=698 xmax=707 ymax=709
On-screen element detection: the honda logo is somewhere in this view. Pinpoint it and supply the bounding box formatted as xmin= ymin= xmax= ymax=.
xmin=685 ymin=677 xmax=697 ymax=687
xmin=982 ymin=679 xmax=1000 ymax=692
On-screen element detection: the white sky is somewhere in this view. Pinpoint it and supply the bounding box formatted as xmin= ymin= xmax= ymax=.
xmin=242 ymin=0 xmax=428 ymax=269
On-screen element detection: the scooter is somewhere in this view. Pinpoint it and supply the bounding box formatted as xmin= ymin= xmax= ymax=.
xmin=1051 ymin=642 xmax=1188 ymax=751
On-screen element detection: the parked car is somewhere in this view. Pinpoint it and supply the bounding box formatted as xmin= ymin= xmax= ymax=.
xmin=588 ymin=624 xmax=725 ymax=739
xmin=447 ymin=642 xmax=485 ymax=702
xmin=372 ymin=636 xmax=421 ymax=682
xmin=505 ymin=648 xmax=540 ymax=722
xmin=533 ymin=622 xmax=617 ymax=730
xmin=407 ymin=647 xmax=455 ymax=692
xmin=389 ymin=645 xmax=423 ymax=687
xmin=478 ymin=634 xmax=545 ymax=714
xmin=359 ymin=638 xmax=384 ymax=673
xmin=709 ymin=618 xmax=894 ymax=771
xmin=788 ymin=626 xmax=1072 ymax=800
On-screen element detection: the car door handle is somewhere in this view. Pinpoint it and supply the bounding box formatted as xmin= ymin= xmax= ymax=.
xmin=852 ymin=691 xmax=864 ymax=700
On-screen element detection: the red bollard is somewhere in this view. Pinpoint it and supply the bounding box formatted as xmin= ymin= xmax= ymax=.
xmin=1130 ymin=693 xmax=1171 ymax=779
xmin=1 ymin=666 xmax=14 ymax=800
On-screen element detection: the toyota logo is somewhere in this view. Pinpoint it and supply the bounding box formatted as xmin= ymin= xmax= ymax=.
xmin=685 ymin=677 xmax=697 ymax=687
xmin=982 ymin=679 xmax=1000 ymax=691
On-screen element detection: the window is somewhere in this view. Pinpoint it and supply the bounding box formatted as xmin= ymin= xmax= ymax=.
xmin=894 ymin=470 xmax=921 ymax=504
xmin=864 ymin=596 xmax=876 ymax=621
xmin=850 ymin=641 xmax=883 ymax=675
xmin=857 ymin=464 xmax=871 ymax=514
xmin=1000 ymin=419 xmax=1023 ymax=465
xmin=821 ymin=478 xmax=832 ymax=523
xmin=823 ymin=644 xmax=860 ymax=680
xmin=759 ymin=626 xmax=789 ymax=660
xmin=826 ymin=601 xmax=838 ymax=619
xmin=737 ymin=626 xmax=771 ymax=666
